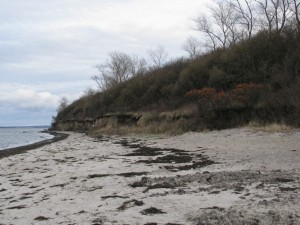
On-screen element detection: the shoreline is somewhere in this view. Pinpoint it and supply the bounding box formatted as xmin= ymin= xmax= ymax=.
xmin=0 ymin=131 xmax=69 ymax=159
xmin=0 ymin=128 xmax=299 ymax=224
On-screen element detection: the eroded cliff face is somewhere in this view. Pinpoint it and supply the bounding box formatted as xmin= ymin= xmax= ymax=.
xmin=51 ymin=111 xmax=199 ymax=135
xmin=52 ymin=114 xmax=142 ymax=132
xmin=51 ymin=104 xmax=300 ymax=134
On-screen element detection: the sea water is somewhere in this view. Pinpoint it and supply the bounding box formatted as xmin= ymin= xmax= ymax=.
xmin=0 ymin=127 xmax=54 ymax=150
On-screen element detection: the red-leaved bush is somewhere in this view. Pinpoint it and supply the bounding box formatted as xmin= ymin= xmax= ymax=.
xmin=185 ymin=87 xmax=217 ymax=99
xmin=185 ymin=83 xmax=265 ymax=108
xmin=230 ymin=82 xmax=265 ymax=104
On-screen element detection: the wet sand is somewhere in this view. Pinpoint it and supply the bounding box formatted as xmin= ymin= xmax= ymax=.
xmin=0 ymin=128 xmax=299 ymax=225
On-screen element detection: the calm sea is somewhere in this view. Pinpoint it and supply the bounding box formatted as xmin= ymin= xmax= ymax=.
xmin=0 ymin=127 xmax=54 ymax=150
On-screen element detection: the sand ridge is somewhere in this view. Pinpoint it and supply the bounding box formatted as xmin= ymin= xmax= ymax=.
xmin=0 ymin=128 xmax=299 ymax=224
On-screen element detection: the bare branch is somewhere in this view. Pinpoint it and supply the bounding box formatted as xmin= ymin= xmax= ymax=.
xmin=183 ymin=36 xmax=202 ymax=59
xmin=147 ymin=46 xmax=168 ymax=69
xmin=233 ymin=0 xmax=256 ymax=39
xmin=194 ymin=0 xmax=246 ymax=49
xmin=130 ymin=55 xmax=148 ymax=76
xmin=291 ymin=0 xmax=300 ymax=28
xmin=194 ymin=16 xmax=219 ymax=50
xmin=194 ymin=0 xmax=297 ymax=51
xmin=92 ymin=51 xmax=143 ymax=91
xmin=255 ymin=0 xmax=293 ymax=33
xmin=57 ymin=97 xmax=69 ymax=113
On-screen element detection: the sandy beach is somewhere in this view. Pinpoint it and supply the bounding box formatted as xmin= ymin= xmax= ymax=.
xmin=0 ymin=128 xmax=299 ymax=225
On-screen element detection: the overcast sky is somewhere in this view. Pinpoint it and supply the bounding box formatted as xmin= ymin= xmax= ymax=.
xmin=0 ymin=0 xmax=206 ymax=126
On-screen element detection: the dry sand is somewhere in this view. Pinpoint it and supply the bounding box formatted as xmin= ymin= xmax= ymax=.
xmin=0 ymin=128 xmax=299 ymax=225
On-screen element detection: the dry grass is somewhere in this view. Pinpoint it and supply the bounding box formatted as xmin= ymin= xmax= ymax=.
xmin=248 ymin=121 xmax=294 ymax=133
xmin=90 ymin=122 xmax=190 ymax=136
xmin=90 ymin=115 xmax=198 ymax=136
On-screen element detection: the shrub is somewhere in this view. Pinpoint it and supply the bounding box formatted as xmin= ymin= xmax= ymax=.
xmin=185 ymin=87 xmax=217 ymax=99
xmin=230 ymin=82 xmax=265 ymax=106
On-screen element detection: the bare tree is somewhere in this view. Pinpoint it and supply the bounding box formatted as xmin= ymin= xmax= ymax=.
xmin=272 ymin=0 xmax=292 ymax=33
xmin=255 ymin=0 xmax=292 ymax=33
xmin=183 ymin=36 xmax=202 ymax=59
xmin=194 ymin=15 xmax=219 ymax=50
xmin=291 ymin=0 xmax=300 ymax=29
xmin=194 ymin=0 xmax=298 ymax=50
xmin=147 ymin=46 xmax=168 ymax=69
xmin=82 ymin=87 xmax=96 ymax=97
xmin=129 ymin=55 xmax=148 ymax=76
xmin=92 ymin=51 xmax=148 ymax=90
xmin=92 ymin=52 xmax=131 ymax=90
xmin=91 ymin=75 xmax=104 ymax=91
xmin=107 ymin=51 xmax=132 ymax=83
xmin=232 ymin=0 xmax=256 ymax=40
xmin=57 ymin=97 xmax=68 ymax=113
xmin=194 ymin=0 xmax=242 ymax=49
xmin=211 ymin=0 xmax=240 ymax=46
xmin=255 ymin=0 xmax=274 ymax=32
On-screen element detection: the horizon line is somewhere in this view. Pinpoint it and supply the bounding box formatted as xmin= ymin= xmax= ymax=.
xmin=0 ymin=125 xmax=50 ymax=128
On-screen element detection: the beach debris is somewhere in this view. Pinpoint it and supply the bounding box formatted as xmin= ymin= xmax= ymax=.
xmin=91 ymin=216 xmax=107 ymax=224
xmin=34 ymin=216 xmax=49 ymax=221
xmin=88 ymin=172 xmax=148 ymax=179
xmin=7 ymin=205 xmax=27 ymax=210
xmin=124 ymin=146 xmax=163 ymax=156
xmin=117 ymin=172 xmax=149 ymax=177
xmin=117 ymin=199 xmax=144 ymax=211
xmin=51 ymin=183 xmax=68 ymax=188
xmin=131 ymin=177 xmax=152 ymax=188
xmin=137 ymin=154 xmax=192 ymax=164
xmin=188 ymin=206 xmax=299 ymax=225
xmin=101 ymin=195 xmax=129 ymax=200
xmin=82 ymin=185 xmax=103 ymax=192
xmin=165 ymin=223 xmax=183 ymax=225
xmin=143 ymin=182 xmax=175 ymax=193
xmin=88 ymin=174 xmax=110 ymax=178
xmin=141 ymin=207 xmax=166 ymax=215
xmin=274 ymin=178 xmax=294 ymax=183
xmin=77 ymin=210 xmax=87 ymax=214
